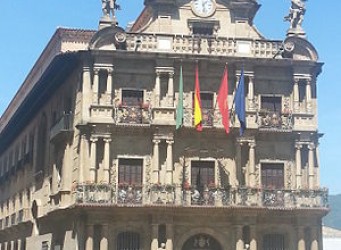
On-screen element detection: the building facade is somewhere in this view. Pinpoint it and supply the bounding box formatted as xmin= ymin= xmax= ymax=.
xmin=0 ymin=0 xmax=328 ymax=249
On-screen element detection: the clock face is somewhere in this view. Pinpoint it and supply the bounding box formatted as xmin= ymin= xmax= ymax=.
xmin=191 ymin=0 xmax=216 ymax=17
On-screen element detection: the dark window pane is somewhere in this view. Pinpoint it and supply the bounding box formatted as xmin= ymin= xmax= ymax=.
xmin=261 ymin=163 xmax=284 ymax=189
xmin=261 ymin=96 xmax=282 ymax=112
xmin=122 ymin=90 xmax=143 ymax=106
xmin=118 ymin=159 xmax=143 ymax=185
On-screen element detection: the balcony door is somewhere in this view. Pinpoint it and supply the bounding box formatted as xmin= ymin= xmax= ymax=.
xmin=193 ymin=92 xmax=214 ymax=126
xmin=117 ymin=158 xmax=143 ymax=204
xmin=191 ymin=161 xmax=215 ymax=191
xmin=261 ymin=163 xmax=284 ymax=189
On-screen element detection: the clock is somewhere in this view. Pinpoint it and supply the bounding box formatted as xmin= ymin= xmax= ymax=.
xmin=191 ymin=0 xmax=216 ymax=17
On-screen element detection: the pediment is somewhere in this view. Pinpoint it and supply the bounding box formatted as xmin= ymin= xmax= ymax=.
xmin=89 ymin=25 xmax=127 ymax=50
xmin=282 ymin=36 xmax=318 ymax=61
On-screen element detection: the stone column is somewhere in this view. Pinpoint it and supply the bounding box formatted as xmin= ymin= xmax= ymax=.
xmin=80 ymin=134 xmax=90 ymax=183
xmin=151 ymin=224 xmax=159 ymax=250
xmin=310 ymin=226 xmax=318 ymax=250
xmin=297 ymin=226 xmax=305 ymax=250
xmin=308 ymin=143 xmax=315 ymax=189
xmin=82 ymin=66 xmax=92 ymax=122
xmin=93 ymin=68 xmax=100 ymax=104
xmin=295 ymin=143 xmax=302 ymax=189
xmin=17 ymin=239 xmax=21 ymax=250
xmin=248 ymin=141 xmax=256 ymax=187
xmin=315 ymin=144 xmax=320 ymax=187
xmin=166 ymin=223 xmax=174 ymax=250
xmin=85 ymin=225 xmax=94 ymax=250
xmin=90 ymin=138 xmax=98 ymax=183
xmin=235 ymin=225 xmax=244 ymax=250
xmin=248 ymin=75 xmax=255 ymax=110
xmin=155 ymin=72 xmax=161 ymax=107
xmin=306 ymin=78 xmax=312 ymax=111
xmin=103 ymin=138 xmax=111 ymax=184
xmin=100 ymin=224 xmax=109 ymax=250
xmin=106 ymin=68 xmax=113 ymax=105
xmin=152 ymin=139 xmax=161 ymax=183
xmin=167 ymin=72 xmax=174 ymax=107
xmin=166 ymin=140 xmax=174 ymax=185
xmin=249 ymin=225 xmax=257 ymax=250
xmin=293 ymin=77 xmax=300 ymax=112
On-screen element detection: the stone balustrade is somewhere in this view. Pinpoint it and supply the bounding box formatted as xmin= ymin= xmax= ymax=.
xmin=125 ymin=33 xmax=282 ymax=58
xmin=74 ymin=184 xmax=328 ymax=209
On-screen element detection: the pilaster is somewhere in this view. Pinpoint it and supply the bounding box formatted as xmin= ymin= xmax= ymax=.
xmin=85 ymin=225 xmax=94 ymax=250
xmin=93 ymin=68 xmax=100 ymax=104
xmin=308 ymin=142 xmax=315 ymax=189
xmin=248 ymin=141 xmax=256 ymax=187
xmin=295 ymin=142 xmax=302 ymax=189
xmin=166 ymin=140 xmax=174 ymax=184
xmin=90 ymin=138 xmax=98 ymax=183
xmin=153 ymin=139 xmax=161 ymax=183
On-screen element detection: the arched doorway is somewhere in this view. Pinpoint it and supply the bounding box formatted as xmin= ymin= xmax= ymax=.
xmin=182 ymin=234 xmax=222 ymax=250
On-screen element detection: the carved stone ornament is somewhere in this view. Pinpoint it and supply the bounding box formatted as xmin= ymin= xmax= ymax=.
xmin=282 ymin=36 xmax=318 ymax=61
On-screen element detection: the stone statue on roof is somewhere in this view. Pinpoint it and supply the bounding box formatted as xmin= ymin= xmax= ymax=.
xmin=284 ymin=0 xmax=307 ymax=32
xmin=102 ymin=0 xmax=115 ymax=18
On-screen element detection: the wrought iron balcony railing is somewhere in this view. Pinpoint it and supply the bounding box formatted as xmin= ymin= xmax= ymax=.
xmin=50 ymin=113 xmax=73 ymax=141
xmin=115 ymin=106 xmax=151 ymax=125
xmin=257 ymin=110 xmax=293 ymax=131
xmin=74 ymin=184 xmax=328 ymax=209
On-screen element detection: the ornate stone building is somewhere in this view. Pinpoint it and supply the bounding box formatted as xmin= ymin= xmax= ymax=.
xmin=0 ymin=0 xmax=328 ymax=249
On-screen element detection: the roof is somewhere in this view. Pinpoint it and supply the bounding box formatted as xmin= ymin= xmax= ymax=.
xmin=0 ymin=28 xmax=95 ymax=134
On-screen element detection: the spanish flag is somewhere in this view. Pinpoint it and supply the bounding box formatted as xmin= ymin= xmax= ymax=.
xmin=194 ymin=64 xmax=202 ymax=131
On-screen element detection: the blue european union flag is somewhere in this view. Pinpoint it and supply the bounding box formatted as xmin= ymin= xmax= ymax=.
xmin=235 ymin=68 xmax=246 ymax=136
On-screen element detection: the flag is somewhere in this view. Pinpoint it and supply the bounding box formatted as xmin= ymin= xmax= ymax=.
xmin=235 ymin=68 xmax=246 ymax=136
xmin=193 ymin=64 xmax=202 ymax=131
xmin=217 ymin=65 xmax=230 ymax=134
xmin=176 ymin=65 xmax=184 ymax=129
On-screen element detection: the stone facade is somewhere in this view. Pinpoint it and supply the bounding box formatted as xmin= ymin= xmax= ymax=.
xmin=0 ymin=0 xmax=328 ymax=250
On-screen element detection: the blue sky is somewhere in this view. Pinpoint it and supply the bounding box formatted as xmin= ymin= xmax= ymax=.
xmin=0 ymin=1 xmax=340 ymax=194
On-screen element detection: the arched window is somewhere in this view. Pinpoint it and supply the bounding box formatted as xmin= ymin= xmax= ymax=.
xmin=117 ymin=231 xmax=141 ymax=250
xmin=263 ymin=233 xmax=285 ymax=250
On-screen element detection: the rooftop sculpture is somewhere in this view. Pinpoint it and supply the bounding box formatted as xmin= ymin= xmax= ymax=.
xmin=284 ymin=0 xmax=307 ymax=36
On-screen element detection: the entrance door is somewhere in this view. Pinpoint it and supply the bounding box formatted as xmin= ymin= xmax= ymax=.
xmin=182 ymin=234 xmax=222 ymax=250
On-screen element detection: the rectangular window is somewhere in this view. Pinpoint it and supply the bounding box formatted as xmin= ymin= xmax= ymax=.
xmin=261 ymin=163 xmax=284 ymax=189
xmin=193 ymin=26 xmax=213 ymax=36
xmin=191 ymin=161 xmax=215 ymax=189
xmin=200 ymin=92 xmax=214 ymax=109
xmin=122 ymin=90 xmax=144 ymax=107
xmin=261 ymin=96 xmax=282 ymax=112
xmin=118 ymin=158 xmax=143 ymax=185
xmin=261 ymin=96 xmax=282 ymax=113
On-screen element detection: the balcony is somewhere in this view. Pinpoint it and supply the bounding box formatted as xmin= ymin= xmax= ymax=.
xmin=74 ymin=184 xmax=328 ymax=209
xmin=257 ymin=110 xmax=293 ymax=132
xmin=50 ymin=113 xmax=73 ymax=142
xmin=183 ymin=108 xmax=222 ymax=128
xmin=115 ymin=106 xmax=151 ymax=125
xmin=125 ymin=33 xmax=282 ymax=59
